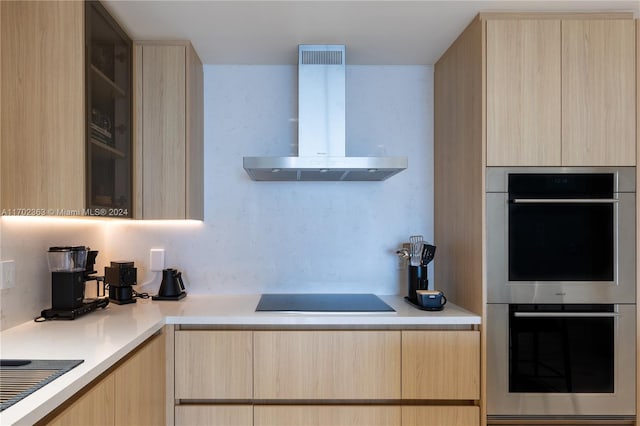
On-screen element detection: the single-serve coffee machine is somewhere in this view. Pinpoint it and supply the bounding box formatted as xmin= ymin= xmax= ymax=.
xmin=40 ymin=246 xmax=108 ymax=320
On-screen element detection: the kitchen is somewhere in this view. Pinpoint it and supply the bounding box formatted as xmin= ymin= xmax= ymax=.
xmin=1 ymin=1 xmax=639 ymax=426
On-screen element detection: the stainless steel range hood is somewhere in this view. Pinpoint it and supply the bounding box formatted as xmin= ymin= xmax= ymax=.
xmin=243 ymin=45 xmax=407 ymax=181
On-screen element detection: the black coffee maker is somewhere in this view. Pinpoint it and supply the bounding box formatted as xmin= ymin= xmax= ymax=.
xmin=40 ymin=246 xmax=109 ymax=320
xmin=105 ymin=261 xmax=137 ymax=305
xmin=152 ymin=268 xmax=186 ymax=300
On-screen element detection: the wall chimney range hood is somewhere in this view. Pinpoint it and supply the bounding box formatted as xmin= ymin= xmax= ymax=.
xmin=243 ymin=45 xmax=407 ymax=181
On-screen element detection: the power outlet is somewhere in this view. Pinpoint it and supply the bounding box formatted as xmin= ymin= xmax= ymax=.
xmin=150 ymin=249 xmax=165 ymax=272
xmin=0 ymin=260 xmax=16 ymax=289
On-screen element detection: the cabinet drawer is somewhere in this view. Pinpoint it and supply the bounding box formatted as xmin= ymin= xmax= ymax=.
xmin=175 ymin=330 xmax=252 ymax=399
xmin=175 ymin=405 xmax=252 ymax=426
xmin=253 ymin=331 xmax=401 ymax=399
xmin=402 ymin=406 xmax=479 ymax=426
xmin=402 ymin=330 xmax=480 ymax=399
xmin=254 ymin=405 xmax=401 ymax=426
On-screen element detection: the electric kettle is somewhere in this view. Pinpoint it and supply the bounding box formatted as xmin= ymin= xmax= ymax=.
xmin=152 ymin=268 xmax=187 ymax=301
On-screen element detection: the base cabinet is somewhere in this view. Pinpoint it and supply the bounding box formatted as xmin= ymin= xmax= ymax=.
xmin=46 ymin=375 xmax=115 ymax=426
xmin=402 ymin=406 xmax=480 ymax=426
xmin=175 ymin=405 xmax=253 ymax=426
xmin=254 ymin=406 xmax=401 ymax=426
xmin=41 ymin=332 xmax=165 ymax=426
xmin=174 ymin=328 xmax=481 ymax=426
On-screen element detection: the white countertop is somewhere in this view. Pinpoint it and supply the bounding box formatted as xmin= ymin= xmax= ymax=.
xmin=0 ymin=294 xmax=480 ymax=425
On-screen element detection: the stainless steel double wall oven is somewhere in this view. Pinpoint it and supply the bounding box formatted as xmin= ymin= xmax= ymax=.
xmin=486 ymin=167 xmax=636 ymax=421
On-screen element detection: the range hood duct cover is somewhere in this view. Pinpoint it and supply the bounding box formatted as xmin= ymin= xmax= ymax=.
xmin=243 ymin=45 xmax=407 ymax=182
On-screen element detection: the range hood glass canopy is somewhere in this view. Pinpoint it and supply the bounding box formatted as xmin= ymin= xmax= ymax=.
xmin=243 ymin=45 xmax=407 ymax=182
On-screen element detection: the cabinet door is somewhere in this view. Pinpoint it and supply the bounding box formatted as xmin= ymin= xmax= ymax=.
xmin=175 ymin=330 xmax=253 ymax=399
xmin=253 ymin=331 xmax=401 ymax=399
xmin=45 ymin=374 xmax=115 ymax=426
xmin=254 ymin=405 xmax=401 ymax=426
xmin=175 ymin=405 xmax=252 ymax=426
xmin=1 ymin=1 xmax=85 ymax=212
xmin=402 ymin=330 xmax=480 ymax=400
xmin=139 ymin=44 xmax=187 ymax=219
xmin=562 ymin=19 xmax=636 ymax=166
xmin=486 ymin=19 xmax=561 ymax=166
xmin=402 ymin=406 xmax=479 ymax=426
xmin=113 ymin=333 xmax=166 ymax=425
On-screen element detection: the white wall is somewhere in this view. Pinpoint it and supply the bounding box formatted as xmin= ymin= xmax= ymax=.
xmin=0 ymin=65 xmax=434 ymax=330
xmin=105 ymin=65 xmax=434 ymax=296
xmin=0 ymin=218 xmax=107 ymax=330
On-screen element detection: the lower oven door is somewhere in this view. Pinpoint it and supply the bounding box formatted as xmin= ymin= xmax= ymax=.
xmin=487 ymin=303 xmax=636 ymax=419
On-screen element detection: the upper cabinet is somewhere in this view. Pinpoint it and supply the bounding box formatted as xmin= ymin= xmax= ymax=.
xmin=561 ymin=19 xmax=636 ymax=166
xmin=486 ymin=16 xmax=636 ymax=167
xmin=133 ymin=42 xmax=204 ymax=220
xmin=86 ymin=1 xmax=133 ymax=217
xmin=1 ymin=1 xmax=85 ymax=213
xmin=1 ymin=0 xmax=133 ymax=217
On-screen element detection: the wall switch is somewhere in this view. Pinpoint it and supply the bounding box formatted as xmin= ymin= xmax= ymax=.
xmin=0 ymin=260 xmax=16 ymax=289
xmin=150 ymin=249 xmax=165 ymax=272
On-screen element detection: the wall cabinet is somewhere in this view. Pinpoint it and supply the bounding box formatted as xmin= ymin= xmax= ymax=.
xmin=1 ymin=1 xmax=85 ymax=213
xmin=174 ymin=328 xmax=480 ymax=426
xmin=1 ymin=1 xmax=133 ymax=217
xmin=486 ymin=17 xmax=636 ymax=166
xmin=133 ymin=42 xmax=204 ymax=220
xmin=40 ymin=332 xmax=165 ymax=426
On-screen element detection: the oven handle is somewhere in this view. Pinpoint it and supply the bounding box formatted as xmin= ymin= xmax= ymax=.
xmin=511 ymin=198 xmax=619 ymax=204
xmin=514 ymin=312 xmax=620 ymax=318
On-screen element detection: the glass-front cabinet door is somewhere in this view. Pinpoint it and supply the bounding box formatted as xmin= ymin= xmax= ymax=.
xmin=85 ymin=1 xmax=132 ymax=217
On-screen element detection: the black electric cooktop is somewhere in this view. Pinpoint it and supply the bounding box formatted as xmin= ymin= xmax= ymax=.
xmin=255 ymin=293 xmax=395 ymax=312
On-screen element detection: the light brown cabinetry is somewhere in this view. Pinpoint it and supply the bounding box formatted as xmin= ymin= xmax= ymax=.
xmin=41 ymin=332 xmax=165 ymax=426
xmin=253 ymin=330 xmax=401 ymax=399
xmin=254 ymin=405 xmax=401 ymax=426
xmin=486 ymin=16 xmax=636 ymax=166
xmin=174 ymin=328 xmax=480 ymax=426
xmin=402 ymin=406 xmax=480 ymax=426
xmin=561 ymin=19 xmax=636 ymax=166
xmin=175 ymin=330 xmax=252 ymax=399
xmin=176 ymin=405 xmax=253 ymax=426
xmin=486 ymin=19 xmax=561 ymax=166
xmin=1 ymin=1 xmax=85 ymax=212
xmin=402 ymin=330 xmax=480 ymax=400
xmin=133 ymin=42 xmax=204 ymax=220
xmin=46 ymin=375 xmax=115 ymax=426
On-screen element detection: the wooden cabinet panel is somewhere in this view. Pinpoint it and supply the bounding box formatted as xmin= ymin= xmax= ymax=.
xmin=175 ymin=330 xmax=252 ymax=399
xmin=46 ymin=374 xmax=115 ymax=426
xmin=1 ymin=0 xmax=84 ymax=211
xmin=134 ymin=42 xmax=204 ymax=220
xmin=562 ymin=19 xmax=636 ymax=166
xmin=402 ymin=330 xmax=480 ymax=400
xmin=175 ymin=405 xmax=252 ymax=426
xmin=486 ymin=19 xmax=561 ymax=166
xmin=253 ymin=331 xmax=401 ymax=399
xmin=113 ymin=332 xmax=166 ymax=426
xmin=402 ymin=406 xmax=479 ymax=426
xmin=254 ymin=405 xmax=401 ymax=426
xmin=139 ymin=44 xmax=186 ymax=219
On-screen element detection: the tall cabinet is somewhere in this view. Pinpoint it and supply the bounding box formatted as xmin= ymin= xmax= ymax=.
xmin=434 ymin=12 xmax=636 ymax=426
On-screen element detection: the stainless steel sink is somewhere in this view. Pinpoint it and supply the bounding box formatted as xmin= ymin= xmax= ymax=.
xmin=0 ymin=359 xmax=83 ymax=411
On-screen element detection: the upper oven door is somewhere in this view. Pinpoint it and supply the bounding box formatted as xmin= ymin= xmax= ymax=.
xmin=487 ymin=167 xmax=636 ymax=304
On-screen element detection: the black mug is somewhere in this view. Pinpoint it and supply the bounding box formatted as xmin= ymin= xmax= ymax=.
xmin=408 ymin=265 xmax=428 ymax=304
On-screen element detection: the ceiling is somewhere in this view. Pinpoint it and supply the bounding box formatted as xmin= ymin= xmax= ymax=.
xmin=103 ymin=1 xmax=639 ymax=65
